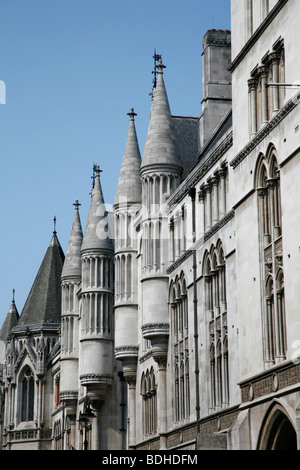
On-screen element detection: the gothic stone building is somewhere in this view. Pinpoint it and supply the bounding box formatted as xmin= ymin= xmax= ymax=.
xmin=1 ymin=0 xmax=300 ymax=450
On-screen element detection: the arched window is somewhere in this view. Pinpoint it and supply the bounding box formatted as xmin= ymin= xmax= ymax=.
xmin=141 ymin=368 xmax=157 ymax=436
xmin=255 ymin=148 xmax=286 ymax=364
xmin=170 ymin=273 xmax=190 ymax=422
xmin=204 ymin=241 xmax=229 ymax=409
xmin=21 ymin=367 xmax=34 ymax=422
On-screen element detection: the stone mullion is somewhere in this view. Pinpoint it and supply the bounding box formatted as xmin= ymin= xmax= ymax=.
xmin=267 ymin=178 xmax=281 ymax=361
xmin=266 ymin=295 xmax=275 ymax=362
xmin=276 ymin=290 xmax=286 ymax=358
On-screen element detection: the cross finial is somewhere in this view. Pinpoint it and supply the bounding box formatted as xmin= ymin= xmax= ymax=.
xmin=156 ymin=58 xmax=166 ymax=74
xmin=127 ymin=108 xmax=137 ymax=121
xmin=73 ymin=199 xmax=81 ymax=210
xmin=53 ymin=216 xmax=57 ymax=233
xmin=94 ymin=164 xmax=102 ymax=176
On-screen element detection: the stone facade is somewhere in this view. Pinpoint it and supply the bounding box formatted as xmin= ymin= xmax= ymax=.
xmin=1 ymin=0 xmax=300 ymax=451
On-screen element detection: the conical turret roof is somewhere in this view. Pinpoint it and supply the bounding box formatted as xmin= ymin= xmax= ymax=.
xmin=81 ymin=165 xmax=114 ymax=253
xmin=141 ymin=59 xmax=182 ymax=174
xmin=114 ymin=109 xmax=142 ymax=208
xmin=18 ymin=231 xmax=65 ymax=326
xmin=0 ymin=293 xmax=19 ymax=343
xmin=61 ymin=200 xmax=83 ymax=280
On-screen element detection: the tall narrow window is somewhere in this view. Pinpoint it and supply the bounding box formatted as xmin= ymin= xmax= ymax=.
xmin=21 ymin=367 xmax=34 ymax=422
xmin=256 ymin=148 xmax=286 ymax=365
xmin=204 ymin=241 xmax=229 ymax=410
xmin=141 ymin=368 xmax=157 ymax=435
xmin=170 ymin=273 xmax=190 ymax=422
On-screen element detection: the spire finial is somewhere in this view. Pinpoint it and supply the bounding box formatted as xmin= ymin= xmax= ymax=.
xmin=91 ymin=164 xmax=103 ymax=192
xmin=12 ymin=288 xmax=15 ymax=303
xmin=73 ymin=199 xmax=81 ymax=210
xmin=156 ymin=58 xmax=166 ymax=74
xmin=127 ymin=108 xmax=137 ymax=121
xmin=53 ymin=216 xmax=57 ymax=234
xmin=94 ymin=164 xmax=102 ymax=176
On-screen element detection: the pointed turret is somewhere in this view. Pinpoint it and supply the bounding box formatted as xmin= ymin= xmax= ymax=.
xmin=60 ymin=201 xmax=83 ymax=414
xmin=79 ymin=165 xmax=115 ymax=406
xmin=141 ymin=59 xmax=182 ymax=174
xmin=81 ymin=165 xmax=113 ymax=253
xmin=18 ymin=228 xmax=65 ymax=326
xmin=61 ymin=200 xmax=83 ymax=280
xmin=114 ymin=109 xmax=142 ymax=209
xmin=0 ymin=291 xmax=19 ymax=344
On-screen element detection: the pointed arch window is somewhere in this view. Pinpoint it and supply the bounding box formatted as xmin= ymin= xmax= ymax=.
xmin=141 ymin=368 xmax=157 ymax=436
xmin=256 ymin=148 xmax=286 ymax=364
xmin=170 ymin=273 xmax=190 ymax=422
xmin=21 ymin=367 xmax=34 ymax=422
xmin=204 ymin=241 xmax=229 ymax=410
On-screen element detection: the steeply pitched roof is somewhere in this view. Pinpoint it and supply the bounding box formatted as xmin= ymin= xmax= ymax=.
xmin=141 ymin=60 xmax=182 ymax=174
xmin=18 ymin=232 xmax=65 ymax=326
xmin=172 ymin=115 xmax=200 ymax=179
xmin=0 ymin=298 xmax=19 ymax=343
xmin=114 ymin=109 xmax=142 ymax=209
xmin=61 ymin=200 xmax=83 ymax=280
xmin=81 ymin=165 xmax=114 ymax=253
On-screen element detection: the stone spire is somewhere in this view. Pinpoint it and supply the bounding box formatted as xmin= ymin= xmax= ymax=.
xmin=81 ymin=165 xmax=114 ymax=253
xmin=61 ymin=200 xmax=83 ymax=280
xmin=0 ymin=290 xmax=19 ymax=344
xmin=141 ymin=59 xmax=182 ymax=174
xmin=114 ymin=109 xmax=142 ymax=209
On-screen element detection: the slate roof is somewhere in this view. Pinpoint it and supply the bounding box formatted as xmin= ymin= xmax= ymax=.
xmin=172 ymin=115 xmax=200 ymax=179
xmin=17 ymin=232 xmax=65 ymax=326
xmin=0 ymin=299 xmax=19 ymax=343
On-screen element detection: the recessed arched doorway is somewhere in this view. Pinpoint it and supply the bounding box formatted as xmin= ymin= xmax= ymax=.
xmin=257 ymin=403 xmax=298 ymax=450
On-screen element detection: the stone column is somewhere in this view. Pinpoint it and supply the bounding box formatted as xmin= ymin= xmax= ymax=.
xmin=126 ymin=375 xmax=137 ymax=449
xmin=259 ymin=66 xmax=269 ymax=126
xmin=261 ymin=0 xmax=269 ymax=21
xmin=153 ymin=354 xmax=168 ymax=450
xmin=205 ymin=182 xmax=212 ymax=230
xmin=219 ymin=167 xmax=227 ymax=218
xmin=212 ymin=176 xmax=219 ymax=224
xmin=198 ymin=187 xmax=205 ymax=238
xmin=270 ymin=52 xmax=281 ymax=114
xmin=248 ymin=78 xmax=258 ymax=137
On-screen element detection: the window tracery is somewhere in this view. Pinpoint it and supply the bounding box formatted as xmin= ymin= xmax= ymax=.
xmin=169 ymin=272 xmax=190 ymax=422
xmin=203 ymin=241 xmax=229 ymax=409
xmin=256 ymin=147 xmax=286 ymax=364
xmin=141 ymin=368 xmax=157 ymax=436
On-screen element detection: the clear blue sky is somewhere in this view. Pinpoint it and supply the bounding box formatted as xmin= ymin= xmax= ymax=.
xmin=0 ymin=0 xmax=231 ymax=326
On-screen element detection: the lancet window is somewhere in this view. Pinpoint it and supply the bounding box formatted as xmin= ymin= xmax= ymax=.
xmin=141 ymin=368 xmax=157 ymax=436
xmin=20 ymin=367 xmax=35 ymax=422
xmin=256 ymin=147 xmax=286 ymax=364
xmin=169 ymin=273 xmax=190 ymax=422
xmin=203 ymin=241 xmax=229 ymax=409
